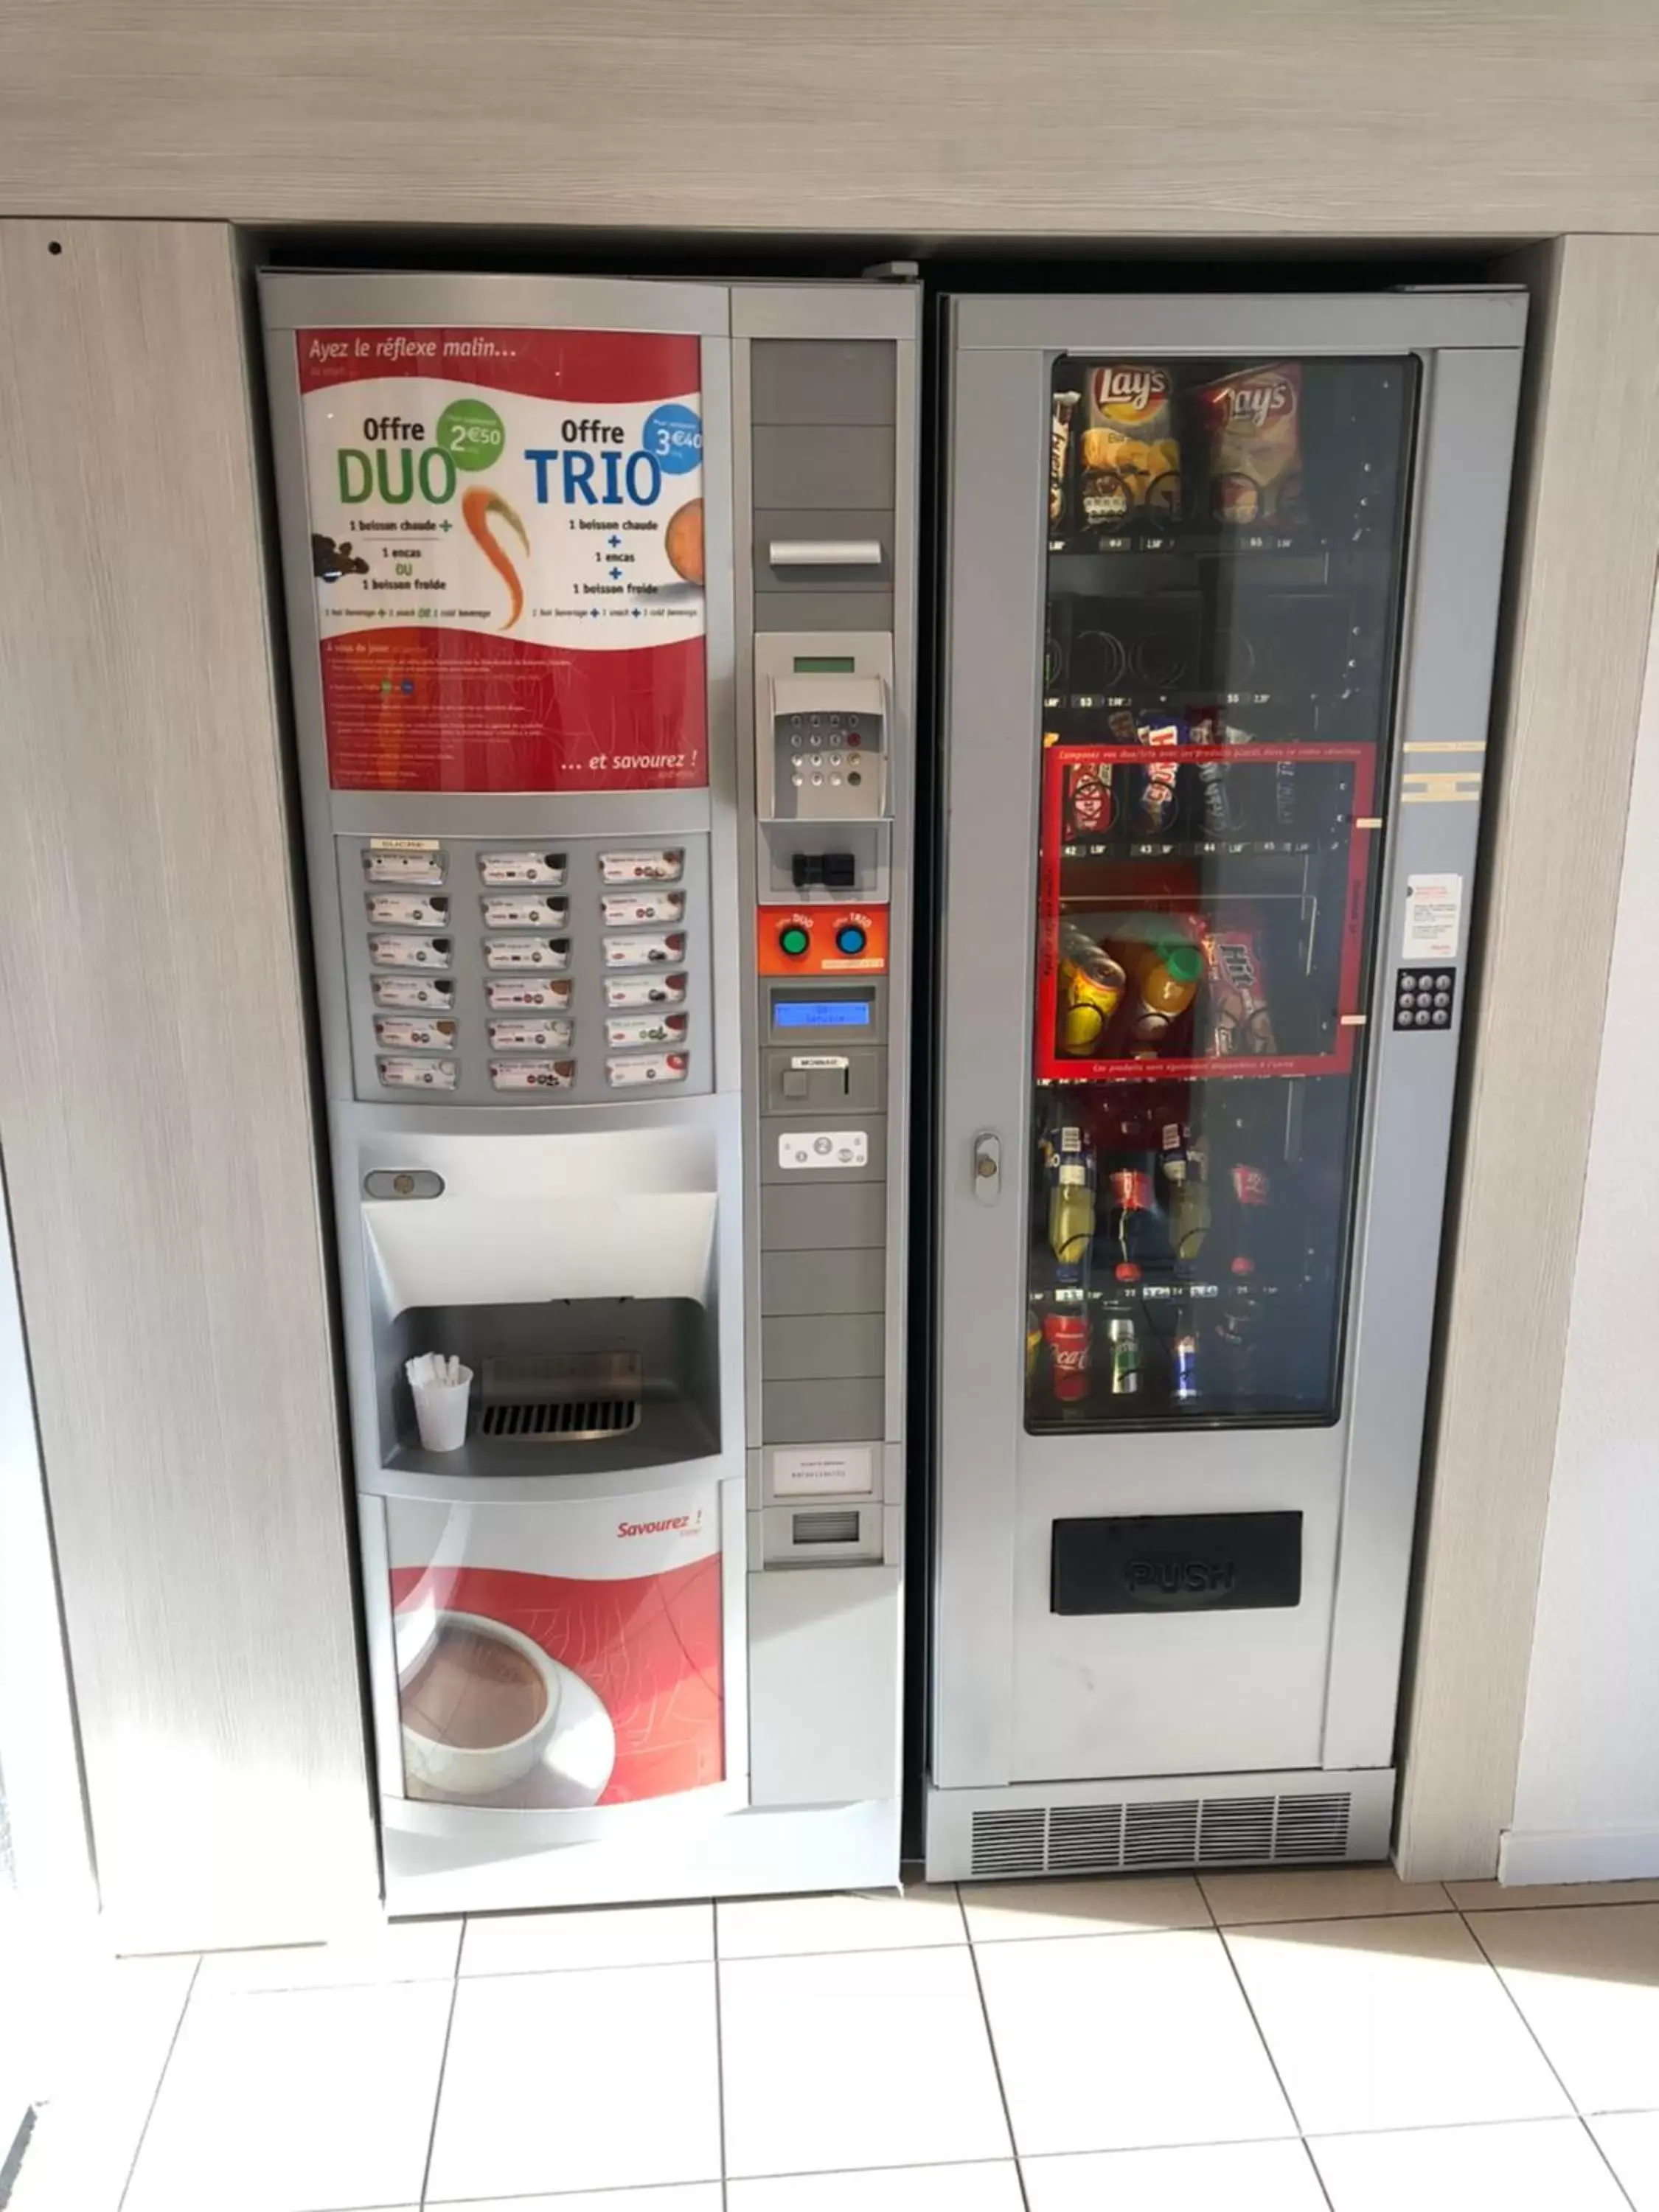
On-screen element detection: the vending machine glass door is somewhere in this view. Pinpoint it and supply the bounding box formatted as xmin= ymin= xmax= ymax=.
xmin=1027 ymin=354 xmax=1416 ymax=1431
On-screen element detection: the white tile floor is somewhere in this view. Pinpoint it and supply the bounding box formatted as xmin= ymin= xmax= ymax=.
xmin=11 ymin=1867 xmax=1659 ymax=2210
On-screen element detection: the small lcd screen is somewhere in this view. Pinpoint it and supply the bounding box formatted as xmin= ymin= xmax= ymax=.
xmin=776 ymin=1000 xmax=872 ymax=1029
xmin=793 ymin=655 xmax=857 ymax=674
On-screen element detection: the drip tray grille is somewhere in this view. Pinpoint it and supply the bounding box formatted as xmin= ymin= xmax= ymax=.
xmin=479 ymin=1354 xmax=643 ymax=1446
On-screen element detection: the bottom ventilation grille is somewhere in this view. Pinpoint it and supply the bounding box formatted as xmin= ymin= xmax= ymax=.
xmin=970 ymin=1787 xmax=1353 ymax=1881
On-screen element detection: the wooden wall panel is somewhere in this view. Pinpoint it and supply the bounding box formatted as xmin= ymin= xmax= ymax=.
xmin=0 ymin=220 xmax=376 ymax=1949
xmin=0 ymin=1 xmax=1655 ymax=237
xmin=1396 ymin=234 xmax=1659 ymax=1879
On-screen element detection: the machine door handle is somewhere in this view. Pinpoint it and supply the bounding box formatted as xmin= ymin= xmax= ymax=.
xmin=973 ymin=1131 xmax=1001 ymax=1205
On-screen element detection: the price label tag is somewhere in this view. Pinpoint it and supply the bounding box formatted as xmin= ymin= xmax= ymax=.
xmin=369 ymin=935 xmax=451 ymax=970
xmin=606 ymin=1012 xmax=687 ymax=1048
xmin=480 ymin=851 xmax=566 ymax=886
xmin=485 ymin=976 xmax=571 ymax=1009
xmin=366 ymin=893 xmax=449 ymax=928
xmin=490 ymin=1059 xmax=575 ymax=1091
xmin=485 ymin=937 xmax=570 ymax=971
xmin=601 ymin=891 xmax=685 ymax=926
xmin=482 ymin=895 xmax=567 ymax=928
xmin=600 ymin=849 xmax=683 ymax=883
xmin=605 ymin=1051 xmax=689 ymax=1088
xmin=372 ymin=974 xmax=453 ymax=1009
xmin=375 ymin=1017 xmax=457 ymax=1051
xmin=378 ymin=1057 xmax=458 ymax=1091
xmin=602 ymin=932 xmax=685 ymax=970
xmin=488 ymin=1018 xmax=573 ymax=1051
xmin=605 ymin=971 xmax=687 ymax=1009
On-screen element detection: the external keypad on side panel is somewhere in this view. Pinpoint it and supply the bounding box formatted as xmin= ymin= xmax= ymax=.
xmin=1393 ymin=964 xmax=1455 ymax=1030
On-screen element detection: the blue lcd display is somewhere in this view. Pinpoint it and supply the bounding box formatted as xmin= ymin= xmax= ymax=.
xmin=776 ymin=1000 xmax=871 ymax=1029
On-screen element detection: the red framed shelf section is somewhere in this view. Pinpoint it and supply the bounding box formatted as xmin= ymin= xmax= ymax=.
xmin=1032 ymin=738 xmax=1379 ymax=1084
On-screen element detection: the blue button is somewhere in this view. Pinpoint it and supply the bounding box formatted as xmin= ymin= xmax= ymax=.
xmin=835 ymin=924 xmax=866 ymax=956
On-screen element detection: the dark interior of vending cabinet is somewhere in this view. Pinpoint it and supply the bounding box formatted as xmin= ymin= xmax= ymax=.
xmin=1026 ymin=352 xmax=1416 ymax=1434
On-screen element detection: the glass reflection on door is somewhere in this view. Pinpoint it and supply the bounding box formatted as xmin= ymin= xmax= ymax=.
xmin=1028 ymin=355 xmax=1416 ymax=1430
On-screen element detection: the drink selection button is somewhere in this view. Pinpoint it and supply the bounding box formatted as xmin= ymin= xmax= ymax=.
xmin=779 ymin=924 xmax=810 ymax=958
xmin=835 ymin=924 xmax=867 ymax=956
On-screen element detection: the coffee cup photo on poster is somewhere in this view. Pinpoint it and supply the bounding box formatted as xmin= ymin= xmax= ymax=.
xmin=387 ymin=1484 xmax=724 ymax=1811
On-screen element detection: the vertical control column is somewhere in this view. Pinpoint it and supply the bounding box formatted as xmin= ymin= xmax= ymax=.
xmin=744 ymin=311 xmax=915 ymax=1579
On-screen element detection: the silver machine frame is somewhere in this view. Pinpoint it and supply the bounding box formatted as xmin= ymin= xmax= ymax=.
xmin=262 ymin=273 xmax=919 ymax=1913
xmin=926 ymin=291 xmax=1526 ymax=1880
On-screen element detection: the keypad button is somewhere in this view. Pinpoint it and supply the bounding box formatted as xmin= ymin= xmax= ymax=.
xmin=1414 ymin=1009 xmax=1431 ymax=1026
xmin=1432 ymin=1009 xmax=1451 ymax=1026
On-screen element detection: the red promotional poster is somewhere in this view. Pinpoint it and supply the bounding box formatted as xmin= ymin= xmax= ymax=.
xmin=386 ymin=1487 xmax=723 ymax=1809
xmin=297 ymin=326 xmax=707 ymax=794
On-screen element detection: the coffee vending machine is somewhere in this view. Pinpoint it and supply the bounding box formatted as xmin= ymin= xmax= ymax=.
xmin=262 ymin=274 xmax=917 ymax=1913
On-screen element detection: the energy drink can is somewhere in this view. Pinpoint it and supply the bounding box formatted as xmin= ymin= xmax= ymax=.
xmin=1171 ymin=1330 xmax=1200 ymax=1402
xmin=1107 ymin=1315 xmax=1141 ymax=1397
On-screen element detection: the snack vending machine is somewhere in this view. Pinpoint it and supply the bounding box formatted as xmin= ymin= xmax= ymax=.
xmin=262 ymin=274 xmax=917 ymax=1913
xmin=927 ymin=292 xmax=1525 ymax=1878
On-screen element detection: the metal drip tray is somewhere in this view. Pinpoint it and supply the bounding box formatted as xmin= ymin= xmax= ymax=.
xmin=479 ymin=1354 xmax=644 ymax=1445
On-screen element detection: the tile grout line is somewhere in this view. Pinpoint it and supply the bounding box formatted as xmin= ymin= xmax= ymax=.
xmin=1455 ymin=1904 xmax=1639 ymax=2211
xmin=116 ymin=1953 xmax=202 ymax=2212
xmin=1209 ymin=1923 xmax=1338 ymax=2212
xmin=959 ymin=1889 xmax=1032 ymax=2212
xmin=710 ymin=1904 xmax=729 ymax=2211
xmin=415 ymin=1949 xmax=463 ymax=2212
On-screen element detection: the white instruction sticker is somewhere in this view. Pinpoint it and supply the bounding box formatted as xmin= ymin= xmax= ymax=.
xmin=1402 ymin=873 xmax=1464 ymax=962
xmin=771 ymin=1446 xmax=876 ymax=1499
xmin=790 ymin=1054 xmax=849 ymax=1071
xmin=365 ymin=845 xmax=445 ymax=885
xmin=777 ymin=1130 xmax=869 ymax=1170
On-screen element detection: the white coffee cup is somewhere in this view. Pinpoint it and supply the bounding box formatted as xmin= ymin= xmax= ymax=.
xmin=397 ymin=1608 xmax=563 ymax=1798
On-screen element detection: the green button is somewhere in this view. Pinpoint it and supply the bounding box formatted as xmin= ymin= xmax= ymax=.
xmin=779 ymin=924 xmax=810 ymax=957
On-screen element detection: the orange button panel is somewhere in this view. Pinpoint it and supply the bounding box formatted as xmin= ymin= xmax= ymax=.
xmin=757 ymin=904 xmax=888 ymax=975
